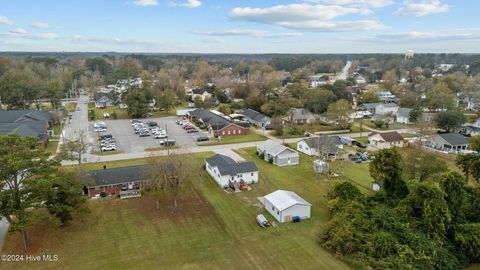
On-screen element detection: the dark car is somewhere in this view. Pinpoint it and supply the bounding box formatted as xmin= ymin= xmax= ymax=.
xmin=147 ymin=121 xmax=158 ymax=127
xmin=139 ymin=131 xmax=150 ymax=137
xmin=187 ymin=129 xmax=199 ymax=133
xmin=196 ymin=136 xmax=210 ymax=142
xmin=99 ymin=134 xmax=113 ymax=140
xmin=352 ymin=141 xmax=367 ymax=148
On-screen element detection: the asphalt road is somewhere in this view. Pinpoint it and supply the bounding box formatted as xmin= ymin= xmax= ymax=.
xmin=337 ymin=60 xmax=352 ymax=81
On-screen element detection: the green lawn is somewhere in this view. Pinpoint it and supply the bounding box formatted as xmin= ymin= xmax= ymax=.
xmin=90 ymin=106 xmax=130 ymax=120
xmin=3 ymin=151 xmax=352 ymax=270
xmin=45 ymin=140 xmax=59 ymax=156
xmin=200 ymin=132 xmax=267 ymax=146
xmin=341 ymin=162 xmax=374 ymax=192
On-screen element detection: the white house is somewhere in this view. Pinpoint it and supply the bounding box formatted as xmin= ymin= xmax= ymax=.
xmin=205 ymin=154 xmax=258 ymax=188
xmin=297 ymin=136 xmax=343 ymax=159
xmin=257 ymin=140 xmax=299 ymax=166
xmin=261 ymin=190 xmax=311 ymax=223
xmin=396 ymin=108 xmax=412 ymax=124
xmin=375 ymin=103 xmax=399 ymax=115
xmin=427 ymin=133 xmax=469 ymax=153
xmin=368 ymin=131 xmax=405 ymax=149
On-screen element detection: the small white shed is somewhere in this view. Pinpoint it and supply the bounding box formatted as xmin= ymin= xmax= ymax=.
xmin=260 ymin=190 xmax=311 ymax=223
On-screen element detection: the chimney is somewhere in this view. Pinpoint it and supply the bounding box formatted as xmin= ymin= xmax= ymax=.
xmin=103 ymin=165 xmax=107 ymax=170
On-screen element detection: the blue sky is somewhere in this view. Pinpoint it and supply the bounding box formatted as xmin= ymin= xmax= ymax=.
xmin=0 ymin=0 xmax=477 ymax=53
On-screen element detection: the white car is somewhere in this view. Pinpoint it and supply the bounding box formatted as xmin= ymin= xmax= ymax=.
xmin=154 ymin=132 xmax=168 ymax=139
xmin=94 ymin=121 xmax=106 ymax=128
xmin=101 ymin=145 xmax=116 ymax=151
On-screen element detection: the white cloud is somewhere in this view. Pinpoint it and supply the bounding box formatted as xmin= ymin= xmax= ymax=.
xmin=30 ymin=22 xmax=49 ymax=29
xmin=194 ymin=29 xmax=303 ymax=38
xmin=304 ymin=0 xmax=393 ymax=8
xmin=133 ymin=0 xmax=158 ymax=7
xmin=201 ymin=38 xmax=224 ymax=43
xmin=171 ymin=0 xmax=202 ymax=8
xmin=340 ymin=29 xmax=480 ymax=44
xmin=394 ymin=0 xmax=450 ymax=16
xmin=0 ymin=16 xmax=13 ymax=25
xmin=229 ymin=4 xmax=383 ymax=32
xmin=9 ymin=28 xmax=27 ymax=34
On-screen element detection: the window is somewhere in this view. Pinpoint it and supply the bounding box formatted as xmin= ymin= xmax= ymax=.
xmin=277 ymin=211 xmax=279 ymax=215
xmin=288 ymin=157 xmax=291 ymax=163
xmin=272 ymin=206 xmax=274 ymax=210
xmin=251 ymin=172 xmax=253 ymax=176
xmin=233 ymin=130 xmax=236 ymax=135
xmin=228 ymin=130 xmax=231 ymax=135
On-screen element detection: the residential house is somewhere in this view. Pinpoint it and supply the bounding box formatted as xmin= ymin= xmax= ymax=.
xmin=358 ymin=103 xmax=380 ymax=114
xmin=377 ymin=91 xmax=398 ymax=103
xmin=187 ymin=109 xmax=249 ymax=137
xmin=191 ymin=88 xmax=213 ymax=102
xmin=256 ymin=140 xmax=299 ymax=166
xmin=396 ymin=108 xmax=413 ymax=124
xmin=289 ymin=108 xmax=316 ymax=124
xmin=260 ymin=190 xmax=311 ymax=223
xmin=368 ymin=131 xmax=405 ymax=149
xmin=461 ymin=118 xmax=480 ymax=136
xmin=355 ymin=74 xmax=366 ymax=84
xmin=296 ymin=136 xmax=343 ymax=159
xmin=0 ymin=110 xmax=56 ymax=147
xmin=428 ymin=133 xmax=469 ymax=152
xmin=242 ymin=108 xmax=272 ymax=129
xmin=309 ymin=75 xmax=327 ymax=88
xmin=205 ymin=154 xmax=258 ymax=188
xmin=82 ymin=163 xmax=175 ymax=199
xmin=375 ymin=103 xmax=399 ymax=116
xmin=94 ymin=92 xmax=117 ymax=108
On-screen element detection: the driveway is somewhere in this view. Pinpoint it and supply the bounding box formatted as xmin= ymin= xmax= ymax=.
xmin=213 ymin=149 xmax=245 ymax=161
xmin=0 ymin=217 xmax=9 ymax=251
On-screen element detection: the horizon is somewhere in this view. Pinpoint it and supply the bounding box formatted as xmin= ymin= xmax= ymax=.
xmin=1 ymin=0 xmax=478 ymax=53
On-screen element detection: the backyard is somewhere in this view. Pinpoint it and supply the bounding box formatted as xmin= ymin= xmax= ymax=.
xmin=200 ymin=131 xmax=267 ymax=146
xmin=2 ymin=152 xmax=355 ymax=270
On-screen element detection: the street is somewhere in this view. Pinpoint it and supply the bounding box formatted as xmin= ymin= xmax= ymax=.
xmin=337 ymin=60 xmax=352 ymax=81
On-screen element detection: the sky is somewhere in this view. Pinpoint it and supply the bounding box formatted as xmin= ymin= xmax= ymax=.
xmin=0 ymin=0 xmax=478 ymax=53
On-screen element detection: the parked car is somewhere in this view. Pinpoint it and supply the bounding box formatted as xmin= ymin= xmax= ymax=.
xmin=256 ymin=214 xmax=270 ymax=228
xmin=139 ymin=131 xmax=150 ymax=137
xmin=159 ymin=139 xmax=176 ymax=147
xmin=154 ymin=132 xmax=168 ymax=139
xmin=196 ymin=136 xmax=209 ymax=142
xmin=187 ymin=129 xmax=199 ymax=133
xmin=101 ymin=145 xmax=116 ymax=151
xmin=184 ymin=125 xmax=196 ymax=130
xmin=147 ymin=121 xmax=158 ymax=127
xmin=352 ymin=141 xmax=367 ymax=148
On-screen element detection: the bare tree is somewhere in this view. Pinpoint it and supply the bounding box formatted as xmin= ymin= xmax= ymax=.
xmin=57 ymin=130 xmax=90 ymax=169
xmin=145 ymin=153 xmax=192 ymax=210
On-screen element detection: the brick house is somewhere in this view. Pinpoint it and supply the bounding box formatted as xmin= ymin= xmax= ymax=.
xmin=187 ymin=108 xmax=249 ymax=137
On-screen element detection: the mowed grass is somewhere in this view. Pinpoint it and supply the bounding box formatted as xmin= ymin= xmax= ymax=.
xmin=2 ymin=151 xmax=351 ymax=270
xmin=200 ymin=132 xmax=267 ymax=146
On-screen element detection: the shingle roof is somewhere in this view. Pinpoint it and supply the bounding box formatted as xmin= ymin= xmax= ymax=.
xmin=189 ymin=109 xmax=248 ymax=131
xmin=191 ymin=88 xmax=213 ymax=95
xmin=0 ymin=110 xmax=54 ymax=123
xmin=0 ymin=121 xmax=49 ymax=141
xmin=257 ymin=139 xmax=297 ymax=156
xmin=205 ymin=154 xmax=258 ymax=176
xmin=369 ymin=131 xmax=404 ymax=142
xmin=301 ymin=136 xmax=341 ymax=153
xmin=264 ymin=190 xmax=311 ymax=211
xmin=242 ymin=108 xmax=270 ymax=123
xmin=437 ymin=133 xmax=469 ymax=146
xmin=94 ymin=92 xmax=115 ymax=102
xmin=359 ymin=103 xmax=380 ymax=110
xmin=83 ymin=164 xmax=175 ymax=187
xmin=397 ymin=108 xmax=412 ymax=118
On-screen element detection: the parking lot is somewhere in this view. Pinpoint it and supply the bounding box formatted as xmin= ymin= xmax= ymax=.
xmin=88 ymin=116 xmax=203 ymax=154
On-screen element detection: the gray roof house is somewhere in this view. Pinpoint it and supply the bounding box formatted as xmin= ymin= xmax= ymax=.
xmin=396 ymin=108 xmax=413 ymax=124
xmin=256 ymin=140 xmax=299 ymax=166
xmin=296 ymin=136 xmax=343 ymax=159
xmin=242 ymin=108 xmax=272 ymax=129
xmin=0 ymin=110 xmax=55 ymax=127
xmin=358 ymin=103 xmax=380 ymax=114
xmin=428 ymin=133 xmax=469 ymax=153
xmin=94 ymin=92 xmax=117 ymax=108
xmin=289 ymin=108 xmax=317 ymax=124
xmin=0 ymin=110 xmax=55 ymax=146
xmin=205 ymin=154 xmax=258 ymax=188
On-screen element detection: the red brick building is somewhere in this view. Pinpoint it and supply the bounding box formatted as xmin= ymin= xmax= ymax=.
xmin=187 ymin=109 xmax=249 ymax=137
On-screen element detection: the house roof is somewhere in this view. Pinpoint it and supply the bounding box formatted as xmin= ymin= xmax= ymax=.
xmin=290 ymin=108 xmax=315 ymax=121
xmin=0 ymin=110 xmax=54 ymax=123
xmin=437 ymin=133 xmax=469 ymax=146
xmin=397 ymin=108 xmax=412 ymax=118
xmin=242 ymin=108 xmax=270 ymax=123
xmin=94 ymin=92 xmax=115 ymax=102
xmin=300 ymin=136 xmax=341 ymax=153
xmin=83 ymin=164 xmax=175 ymax=187
xmin=264 ymin=190 xmax=311 ymax=211
xmin=358 ymin=103 xmax=380 ymax=110
xmin=0 ymin=121 xmax=48 ymax=141
xmin=205 ymin=154 xmax=258 ymax=176
xmin=369 ymin=131 xmax=404 ymax=142
xmin=191 ymin=88 xmax=213 ymax=95
xmin=257 ymin=139 xmax=297 ymax=156
xmin=377 ymin=103 xmax=398 ymax=108
xmin=189 ymin=109 xmax=248 ymax=131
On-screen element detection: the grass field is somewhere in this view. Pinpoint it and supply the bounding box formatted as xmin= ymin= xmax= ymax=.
xmin=90 ymin=106 xmax=130 ymax=120
xmin=2 ymin=151 xmax=354 ymax=270
xmin=200 ymin=132 xmax=267 ymax=146
xmin=45 ymin=140 xmax=59 ymax=156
